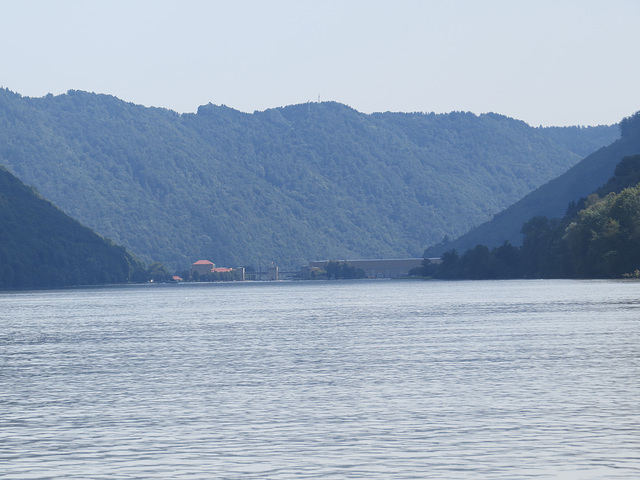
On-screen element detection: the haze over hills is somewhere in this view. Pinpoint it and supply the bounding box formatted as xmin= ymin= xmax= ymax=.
xmin=426 ymin=112 xmax=640 ymax=257
xmin=0 ymin=88 xmax=619 ymax=270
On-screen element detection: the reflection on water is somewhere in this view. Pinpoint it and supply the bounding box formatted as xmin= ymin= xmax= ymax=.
xmin=1 ymin=280 xmax=640 ymax=479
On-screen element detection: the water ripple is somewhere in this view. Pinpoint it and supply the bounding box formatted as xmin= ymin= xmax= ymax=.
xmin=1 ymin=280 xmax=639 ymax=478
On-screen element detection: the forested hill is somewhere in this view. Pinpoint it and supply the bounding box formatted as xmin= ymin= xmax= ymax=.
xmin=0 ymin=88 xmax=618 ymax=270
xmin=0 ymin=166 xmax=144 ymax=289
xmin=424 ymin=150 xmax=640 ymax=280
xmin=426 ymin=111 xmax=640 ymax=256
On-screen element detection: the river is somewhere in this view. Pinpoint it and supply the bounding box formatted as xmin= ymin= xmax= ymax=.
xmin=1 ymin=279 xmax=639 ymax=479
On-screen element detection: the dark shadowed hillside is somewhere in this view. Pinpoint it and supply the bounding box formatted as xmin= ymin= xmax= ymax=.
xmin=0 ymin=166 xmax=144 ymax=289
xmin=0 ymin=89 xmax=618 ymax=269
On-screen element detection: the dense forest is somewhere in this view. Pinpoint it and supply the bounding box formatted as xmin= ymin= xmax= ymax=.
xmin=0 ymin=88 xmax=618 ymax=270
xmin=426 ymin=112 xmax=640 ymax=256
xmin=414 ymin=114 xmax=640 ymax=280
xmin=0 ymin=166 xmax=147 ymax=289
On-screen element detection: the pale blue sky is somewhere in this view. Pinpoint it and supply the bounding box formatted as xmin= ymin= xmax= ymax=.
xmin=1 ymin=0 xmax=638 ymax=126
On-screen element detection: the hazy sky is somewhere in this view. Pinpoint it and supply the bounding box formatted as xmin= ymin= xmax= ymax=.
xmin=1 ymin=0 xmax=638 ymax=126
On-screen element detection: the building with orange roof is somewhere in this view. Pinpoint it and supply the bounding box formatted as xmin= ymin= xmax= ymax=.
xmin=190 ymin=259 xmax=215 ymax=276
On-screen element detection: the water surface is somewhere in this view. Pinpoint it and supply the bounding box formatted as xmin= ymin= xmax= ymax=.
xmin=2 ymin=280 xmax=639 ymax=479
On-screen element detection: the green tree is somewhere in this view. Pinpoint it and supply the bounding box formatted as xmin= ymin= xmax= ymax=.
xmin=410 ymin=258 xmax=439 ymax=277
xmin=148 ymin=262 xmax=171 ymax=282
xmin=324 ymin=261 xmax=366 ymax=279
xmin=566 ymin=185 xmax=640 ymax=277
xmin=490 ymin=241 xmax=521 ymax=278
xmin=435 ymin=250 xmax=462 ymax=279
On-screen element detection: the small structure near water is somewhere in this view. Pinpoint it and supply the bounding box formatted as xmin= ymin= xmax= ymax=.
xmin=267 ymin=264 xmax=279 ymax=281
xmin=190 ymin=260 xmax=216 ymax=276
xmin=185 ymin=258 xmax=440 ymax=282
xmin=189 ymin=260 xmax=239 ymax=280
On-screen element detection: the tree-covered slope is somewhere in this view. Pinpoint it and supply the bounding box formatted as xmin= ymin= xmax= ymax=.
xmin=594 ymin=153 xmax=640 ymax=197
xmin=425 ymin=151 xmax=640 ymax=280
xmin=426 ymin=112 xmax=640 ymax=256
xmin=0 ymin=88 xmax=618 ymax=270
xmin=0 ymin=166 xmax=143 ymax=289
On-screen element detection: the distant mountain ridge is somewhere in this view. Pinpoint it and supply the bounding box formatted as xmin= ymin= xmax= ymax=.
xmin=0 ymin=88 xmax=619 ymax=269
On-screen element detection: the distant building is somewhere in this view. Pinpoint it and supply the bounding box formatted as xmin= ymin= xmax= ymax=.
xmin=189 ymin=260 xmax=242 ymax=280
xmin=267 ymin=264 xmax=279 ymax=281
xmin=190 ymin=260 xmax=215 ymax=276
xmin=308 ymin=258 xmax=440 ymax=279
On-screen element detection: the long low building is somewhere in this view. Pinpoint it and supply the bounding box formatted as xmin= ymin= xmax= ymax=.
xmin=308 ymin=258 xmax=440 ymax=278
